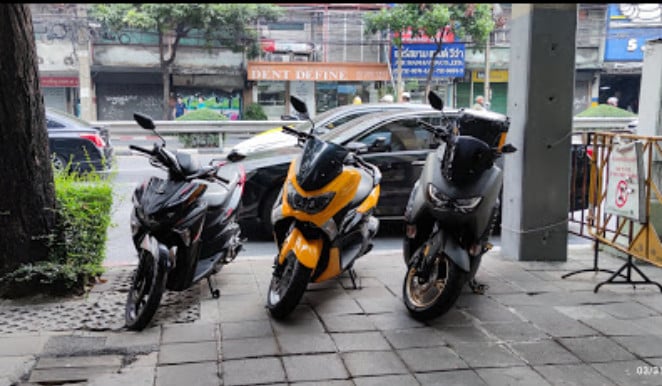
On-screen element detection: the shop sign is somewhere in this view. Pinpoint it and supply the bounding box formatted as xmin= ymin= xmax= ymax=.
xmin=605 ymin=140 xmax=645 ymax=223
xmin=40 ymin=76 xmax=79 ymax=88
xmin=260 ymin=39 xmax=275 ymax=53
xmin=390 ymin=43 xmax=465 ymax=79
xmin=605 ymin=4 xmax=662 ymax=62
xmin=471 ymin=70 xmax=509 ymax=83
xmin=247 ymin=62 xmax=390 ymax=81
xmin=393 ymin=26 xmax=455 ymax=44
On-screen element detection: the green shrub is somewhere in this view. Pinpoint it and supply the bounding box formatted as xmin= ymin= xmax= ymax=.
xmin=176 ymin=108 xmax=227 ymax=147
xmin=575 ymin=104 xmax=637 ymax=118
xmin=0 ymin=168 xmax=114 ymax=297
xmin=244 ymin=103 xmax=268 ymax=120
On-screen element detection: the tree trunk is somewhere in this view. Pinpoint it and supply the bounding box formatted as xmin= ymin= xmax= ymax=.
xmin=425 ymin=49 xmax=441 ymax=99
xmin=396 ymin=43 xmax=404 ymax=102
xmin=0 ymin=4 xmax=56 ymax=276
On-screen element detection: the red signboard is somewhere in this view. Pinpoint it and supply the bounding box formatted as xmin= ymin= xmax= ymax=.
xmin=394 ymin=26 xmax=455 ymax=44
xmin=260 ymin=39 xmax=276 ymax=53
xmin=40 ymin=76 xmax=79 ymax=88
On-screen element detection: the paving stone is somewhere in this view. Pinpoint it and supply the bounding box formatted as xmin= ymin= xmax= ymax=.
xmin=29 ymin=366 xmax=119 ymax=384
xmin=434 ymin=325 xmax=498 ymax=345
xmin=559 ymin=336 xmax=637 ymax=363
xmin=0 ymin=335 xmax=49 ymax=356
xmin=221 ymin=336 xmax=279 ymax=360
xmin=36 ymin=355 xmax=123 ymax=369
xmin=158 ymin=341 xmax=218 ymax=365
xmin=453 ymin=342 xmax=526 ymax=368
xmin=292 ymin=381 xmax=354 ymax=386
xmin=161 ymin=322 xmax=217 ymax=343
xmin=221 ymin=319 xmax=274 ymax=340
xmin=382 ymin=327 xmax=446 ymax=349
xmin=282 ymin=353 xmax=349 ymax=382
xmin=427 ymin=308 xmax=475 ymax=327
xmin=595 ymin=301 xmax=659 ymax=320
xmin=480 ymin=321 xmax=550 ymax=342
xmin=613 ymin=335 xmax=662 ymax=358
xmin=41 ymin=335 xmax=107 ymax=356
xmin=509 ymin=340 xmax=581 ymax=365
xmin=355 ymin=296 xmax=404 ymax=314
xmin=591 ymin=360 xmax=661 ymax=386
xmin=104 ymin=327 xmax=161 ymax=353
xmin=342 ymin=350 xmax=408 ymax=377
xmin=514 ymin=305 xmax=598 ymax=337
xmin=534 ymin=364 xmax=618 ymax=386
xmin=271 ymin=315 xmax=326 ymax=335
xmin=578 ymin=315 xmax=649 ymax=336
xmin=398 ymin=346 xmax=469 ymax=372
xmin=476 ymin=366 xmax=552 ymax=386
xmin=353 ymin=374 xmax=419 ymax=386
xmin=0 ymin=356 xmax=35 ymax=386
xmin=331 ymin=331 xmax=390 ymax=352
xmin=88 ymin=366 xmax=155 ymax=386
xmin=630 ymin=316 xmax=662 ymax=336
xmin=277 ymin=333 xmax=336 ymax=354
xmin=319 ymin=314 xmax=376 ymax=333
xmin=156 ymin=362 xmax=220 ymax=386
xmin=308 ymin=294 xmax=363 ymax=316
xmin=367 ymin=312 xmax=426 ymax=331
xmin=415 ymin=369 xmax=488 ymax=385
xmin=222 ymin=357 xmax=286 ymax=385
xmin=218 ymin=294 xmax=270 ymax=322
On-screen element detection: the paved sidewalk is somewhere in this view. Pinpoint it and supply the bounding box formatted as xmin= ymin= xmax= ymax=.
xmin=2 ymin=244 xmax=662 ymax=385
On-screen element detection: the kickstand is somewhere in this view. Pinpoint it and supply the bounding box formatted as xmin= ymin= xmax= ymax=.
xmin=347 ymin=268 xmax=362 ymax=290
xmin=468 ymin=279 xmax=488 ymax=295
xmin=207 ymin=276 xmax=220 ymax=299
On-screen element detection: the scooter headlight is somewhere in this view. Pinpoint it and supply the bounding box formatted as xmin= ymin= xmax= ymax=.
xmin=427 ymin=183 xmax=482 ymax=213
xmin=287 ymin=181 xmax=335 ymax=214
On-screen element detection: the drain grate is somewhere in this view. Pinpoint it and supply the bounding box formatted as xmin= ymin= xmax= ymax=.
xmin=0 ymin=267 xmax=201 ymax=334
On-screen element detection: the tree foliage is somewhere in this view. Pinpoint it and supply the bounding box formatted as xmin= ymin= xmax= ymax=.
xmin=365 ymin=4 xmax=495 ymax=99
xmin=89 ymin=4 xmax=282 ymax=119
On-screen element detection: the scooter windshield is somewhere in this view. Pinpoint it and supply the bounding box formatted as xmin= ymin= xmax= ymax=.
xmin=296 ymin=136 xmax=349 ymax=191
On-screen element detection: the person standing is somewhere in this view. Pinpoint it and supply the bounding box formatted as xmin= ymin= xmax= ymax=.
xmin=402 ymin=92 xmax=411 ymax=102
xmin=473 ymin=95 xmax=486 ymax=110
xmin=175 ymin=96 xmax=187 ymax=118
xmin=607 ymin=96 xmax=618 ymax=107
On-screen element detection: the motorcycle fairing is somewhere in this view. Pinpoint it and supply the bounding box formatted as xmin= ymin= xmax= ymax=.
xmin=282 ymin=161 xmax=361 ymax=228
xmin=277 ymin=227 xmax=323 ymax=269
xmin=313 ymin=246 xmax=341 ymax=282
xmin=296 ymin=137 xmax=349 ymax=191
xmin=356 ymin=185 xmax=380 ymax=214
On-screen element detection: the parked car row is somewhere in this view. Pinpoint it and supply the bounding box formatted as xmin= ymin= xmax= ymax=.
xmin=47 ymin=108 xmax=114 ymax=174
xmin=225 ymin=103 xmax=591 ymax=239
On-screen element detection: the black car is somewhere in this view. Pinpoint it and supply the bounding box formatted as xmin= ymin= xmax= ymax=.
xmin=47 ymin=108 xmax=114 ymax=173
xmin=234 ymin=108 xmax=445 ymax=237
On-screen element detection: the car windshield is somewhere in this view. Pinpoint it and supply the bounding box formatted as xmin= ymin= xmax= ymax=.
xmin=292 ymin=107 xmax=341 ymax=133
xmin=47 ymin=108 xmax=93 ymax=126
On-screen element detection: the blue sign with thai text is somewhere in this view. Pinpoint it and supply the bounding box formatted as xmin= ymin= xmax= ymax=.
xmin=390 ymin=43 xmax=465 ymax=79
xmin=605 ymin=4 xmax=662 ymax=61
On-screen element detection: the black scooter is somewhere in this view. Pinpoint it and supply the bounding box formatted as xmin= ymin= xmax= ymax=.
xmin=126 ymin=113 xmax=245 ymax=331
xmin=402 ymin=91 xmax=516 ymax=320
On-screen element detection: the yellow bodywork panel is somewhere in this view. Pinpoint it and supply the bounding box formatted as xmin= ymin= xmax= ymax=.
xmin=313 ymin=247 xmax=342 ymax=282
xmin=281 ymin=161 xmax=361 ymax=227
xmin=357 ymin=185 xmax=380 ymax=214
xmin=278 ymin=227 xmax=323 ymax=269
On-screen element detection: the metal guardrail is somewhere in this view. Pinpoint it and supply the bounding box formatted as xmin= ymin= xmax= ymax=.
xmin=96 ymin=117 xmax=637 ymax=138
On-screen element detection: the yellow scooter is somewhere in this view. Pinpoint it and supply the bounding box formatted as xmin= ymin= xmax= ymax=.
xmin=266 ymin=96 xmax=381 ymax=319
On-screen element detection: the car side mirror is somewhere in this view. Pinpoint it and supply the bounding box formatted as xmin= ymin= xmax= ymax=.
xmin=346 ymin=141 xmax=368 ymax=154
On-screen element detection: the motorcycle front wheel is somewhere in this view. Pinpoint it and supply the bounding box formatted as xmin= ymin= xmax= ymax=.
xmin=125 ymin=250 xmax=168 ymax=331
xmin=266 ymin=250 xmax=311 ymax=319
xmin=403 ymin=251 xmax=467 ymax=321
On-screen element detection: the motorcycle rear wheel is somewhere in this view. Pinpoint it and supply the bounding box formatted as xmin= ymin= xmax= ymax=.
xmin=267 ymin=250 xmax=311 ymax=319
xmin=403 ymin=251 xmax=467 ymax=321
xmin=125 ymin=250 xmax=168 ymax=331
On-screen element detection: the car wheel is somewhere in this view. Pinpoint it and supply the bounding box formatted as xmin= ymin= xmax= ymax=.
xmin=51 ymin=154 xmax=68 ymax=172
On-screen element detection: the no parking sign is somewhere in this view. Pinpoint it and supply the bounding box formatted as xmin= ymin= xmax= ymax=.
xmin=605 ymin=140 xmax=645 ymax=223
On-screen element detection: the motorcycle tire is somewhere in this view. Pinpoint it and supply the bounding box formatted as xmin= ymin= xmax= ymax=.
xmin=266 ymin=250 xmax=311 ymax=319
xmin=125 ymin=250 xmax=168 ymax=331
xmin=403 ymin=250 xmax=467 ymax=321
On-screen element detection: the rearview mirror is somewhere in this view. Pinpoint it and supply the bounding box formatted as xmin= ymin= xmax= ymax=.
xmin=346 ymin=141 xmax=368 ymax=154
xmin=428 ymin=91 xmax=444 ymax=111
xmin=134 ymin=112 xmax=155 ymax=130
xmin=370 ymin=136 xmax=389 ymax=152
xmin=290 ymin=95 xmax=308 ymax=115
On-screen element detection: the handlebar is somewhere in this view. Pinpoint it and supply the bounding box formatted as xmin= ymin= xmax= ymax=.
xmin=129 ymin=144 xmax=155 ymax=156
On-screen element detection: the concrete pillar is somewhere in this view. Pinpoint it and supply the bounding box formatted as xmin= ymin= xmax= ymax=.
xmin=76 ymin=5 xmax=95 ymax=121
xmin=501 ymin=4 xmax=577 ymax=262
xmin=637 ymin=39 xmax=662 ymax=234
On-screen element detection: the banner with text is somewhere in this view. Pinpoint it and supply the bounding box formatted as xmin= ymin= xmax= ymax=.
xmin=390 ymin=43 xmax=465 ymax=79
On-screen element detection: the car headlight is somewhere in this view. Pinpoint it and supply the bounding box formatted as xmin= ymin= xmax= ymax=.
xmin=427 ymin=183 xmax=481 ymax=213
xmin=287 ymin=181 xmax=335 ymax=214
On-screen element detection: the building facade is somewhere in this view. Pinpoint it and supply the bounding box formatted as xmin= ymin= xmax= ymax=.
xmin=32 ymin=3 xmax=628 ymax=121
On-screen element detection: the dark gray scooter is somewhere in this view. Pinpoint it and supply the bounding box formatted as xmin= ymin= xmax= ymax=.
xmin=402 ymin=91 xmax=516 ymax=320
